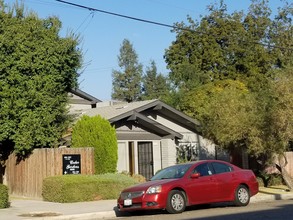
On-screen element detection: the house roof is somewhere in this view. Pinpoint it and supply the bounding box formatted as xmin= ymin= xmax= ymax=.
xmin=127 ymin=111 xmax=183 ymax=139
xmin=70 ymin=88 xmax=102 ymax=104
xmin=84 ymin=99 xmax=155 ymax=119
xmin=83 ymin=99 xmax=201 ymax=138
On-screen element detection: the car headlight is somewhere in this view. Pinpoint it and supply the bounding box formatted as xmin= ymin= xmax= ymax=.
xmin=146 ymin=185 xmax=162 ymax=194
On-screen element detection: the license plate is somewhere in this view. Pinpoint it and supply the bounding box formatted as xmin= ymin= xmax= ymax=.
xmin=124 ymin=199 xmax=132 ymax=206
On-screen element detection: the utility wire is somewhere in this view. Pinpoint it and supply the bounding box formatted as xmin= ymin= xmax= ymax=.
xmin=75 ymin=11 xmax=95 ymax=33
xmin=56 ymin=0 xmax=177 ymax=30
xmin=55 ymin=0 xmax=221 ymax=36
xmin=55 ymin=0 xmax=293 ymax=51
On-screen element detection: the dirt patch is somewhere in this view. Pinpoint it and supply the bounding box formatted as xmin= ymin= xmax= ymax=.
xmin=19 ymin=212 xmax=61 ymax=217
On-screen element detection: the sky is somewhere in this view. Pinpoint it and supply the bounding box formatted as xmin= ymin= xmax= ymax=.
xmin=4 ymin=0 xmax=285 ymax=101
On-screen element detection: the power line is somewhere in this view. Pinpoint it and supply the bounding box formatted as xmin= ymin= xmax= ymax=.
xmin=55 ymin=0 xmax=178 ymax=30
xmin=74 ymin=11 xmax=95 ymax=33
xmin=55 ymin=0 xmax=293 ymax=51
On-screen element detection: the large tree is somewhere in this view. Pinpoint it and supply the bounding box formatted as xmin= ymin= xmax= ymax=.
xmin=141 ymin=60 xmax=170 ymax=102
xmin=112 ymin=39 xmax=143 ymax=102
xmin=181 ymin=67 xmax=293 ymax=188
xmin=0 ymin=2 xmax=82 ymax=160
xmin=165 ymin=0 xmax=293 ymax=187
xmin=265 ymin=67 xmax=293 ymax=188
xmin=180 ymin=80 xmax=256 ymax=146
xmin=165 ymin=0 xmax=292 ymax=93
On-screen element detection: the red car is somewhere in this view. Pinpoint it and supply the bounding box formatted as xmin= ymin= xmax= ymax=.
xmin=117 ymin=160 xmax=259 ymax=214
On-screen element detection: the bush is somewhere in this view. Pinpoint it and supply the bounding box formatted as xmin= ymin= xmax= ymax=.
xmin=257 ymin=172 xmax=285 ymax=187
xmin=71 ymin=115 xmax=118 ymax=174
xmin=256 ymin=177 xmax=264 ymax=187
xmin=267 ymin=173 xmax=284 ymax=186
xmin=0 ymin=184 xmax=9 ymax=208
xmin=120 ymin=171 xmax=146 ymax=183
xmin=42 ymin=173 xmax=138 ymax=203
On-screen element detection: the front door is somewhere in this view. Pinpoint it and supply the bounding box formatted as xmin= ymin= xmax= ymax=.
xmin=138 ymin=142 xmax=153 ymax=180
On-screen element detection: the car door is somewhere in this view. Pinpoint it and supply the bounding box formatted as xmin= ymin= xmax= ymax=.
xmin=185 ymin=162 xmax=220 ymax=205
xmin=210 ymin=162 xmax=235 ymax=201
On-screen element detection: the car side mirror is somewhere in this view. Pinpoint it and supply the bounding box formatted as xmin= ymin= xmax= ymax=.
xmin=190 ymin=173 xmax=201 ymax=179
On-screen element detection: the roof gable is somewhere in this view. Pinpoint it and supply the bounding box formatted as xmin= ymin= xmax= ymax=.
xmin=127 ymin=111 xmax=183 ymax=139
xmin=83 ymin=99 xmax=201 ymax=135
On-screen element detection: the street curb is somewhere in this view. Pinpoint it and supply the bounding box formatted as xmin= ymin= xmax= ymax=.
xmin=23 ymin=193 xmax=293 ymax=220
xmin=27 ymin=211 xmax=117 ymax=220
xmin=250 ymin=193 xmax=293 ymax=203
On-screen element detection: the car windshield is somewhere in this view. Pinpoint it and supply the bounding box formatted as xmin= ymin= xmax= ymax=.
xmin=150 ymin=164 xmax=193 ymax=180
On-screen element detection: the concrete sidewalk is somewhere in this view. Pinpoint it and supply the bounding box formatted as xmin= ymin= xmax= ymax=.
xmin=1 ymin=186 xmax=293 ymax=220
xmin=0 ymin=198 xmax=118 ymax=220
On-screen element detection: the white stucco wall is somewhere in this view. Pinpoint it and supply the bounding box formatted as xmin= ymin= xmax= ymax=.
xmin=152 ymin=140 xmax=162 ymax=174
xmin=161 ymin=139 xmax=177 ymax=168
xmin=116 ymin=142 xmax=128 ymax=173
xmin=150 ymin=115 xmax=192 ymax=133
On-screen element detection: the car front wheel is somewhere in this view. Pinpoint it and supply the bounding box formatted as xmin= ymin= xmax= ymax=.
xmin=166 ymin=190 xmax=186 ymax=214
xmin=234 ymin=185 xmax=250 ymax=206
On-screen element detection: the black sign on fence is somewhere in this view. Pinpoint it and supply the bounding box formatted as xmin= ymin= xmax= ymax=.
xmin=62 ymin=154 xmax=81 ymax=175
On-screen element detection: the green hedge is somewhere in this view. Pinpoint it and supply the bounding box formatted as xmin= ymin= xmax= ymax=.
xmin=0 ymin=184 xmax=9 ymax=208
xmin=42 ymin=173 xmax=138 ymax=203
xmin=257 ymin=173 xmax=285 ymax=187
xmin=71 ymin=115 xmax=118 ymax=174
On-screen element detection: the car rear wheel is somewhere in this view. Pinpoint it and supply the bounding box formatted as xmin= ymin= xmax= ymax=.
xmin=234 ymin=185 xmax=250 ymax=206
xmin=166 ymin=190 xmax=186 ymax=214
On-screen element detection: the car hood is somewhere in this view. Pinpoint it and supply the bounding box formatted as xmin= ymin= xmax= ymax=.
xmin=122 ymin=179 xmax=177 ymax=192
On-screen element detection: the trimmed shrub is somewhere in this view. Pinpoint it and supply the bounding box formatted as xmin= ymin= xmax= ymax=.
xmin=71 ymin=115 xmax=118 ymax=174
xmin=257 ymin=172 xmax=285 ymax=187
xmin=266 ymin=173 xmax=284 ymax=186
xmin=257 ymin=177 xmax=264 ymax=187
xmin=42 ymin=173 xmax=138 ymax=203
xmin=0 ymin=184 xmax=9 ymax=208
xmin=120 ymin=171 xmax=146 ymax=183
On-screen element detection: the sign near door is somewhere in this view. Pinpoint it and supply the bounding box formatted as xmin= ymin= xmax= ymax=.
xmin=63 ymin=154 xmax=81 ymax=175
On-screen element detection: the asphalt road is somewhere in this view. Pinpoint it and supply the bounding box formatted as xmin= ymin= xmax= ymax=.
xmin=109 ymin=200 xmax=293 ymax=220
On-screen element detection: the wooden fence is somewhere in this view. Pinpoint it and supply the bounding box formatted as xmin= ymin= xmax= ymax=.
xmin=4 ymin=147 xmax=94 ymax=198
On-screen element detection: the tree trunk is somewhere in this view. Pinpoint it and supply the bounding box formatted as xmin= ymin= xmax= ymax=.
xmin=275 ymin=153 xmax=293 ymax=191
xmin=0 ymin=165 xmax=3 ymax=184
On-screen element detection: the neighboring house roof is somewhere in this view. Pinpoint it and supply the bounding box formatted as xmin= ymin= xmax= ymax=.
xmin=69 ymin=88 xmax=102 ymax=105
xmin=83 ymin=99 xmax=201 ymax=139
xmin=84 ymin=99 xmax=155 ymax=119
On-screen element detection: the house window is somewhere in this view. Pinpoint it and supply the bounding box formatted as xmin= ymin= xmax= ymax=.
xmin=176 ymin=142 xmax=198 ymax=163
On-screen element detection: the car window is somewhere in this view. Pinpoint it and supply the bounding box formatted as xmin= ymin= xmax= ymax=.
xmin=212 ymin=162 xmax=233 ymax=174
xmin=192 ymin=163 xmax=212 ymax=176
xmin=150 ymin=164 xmax=193 ymax=180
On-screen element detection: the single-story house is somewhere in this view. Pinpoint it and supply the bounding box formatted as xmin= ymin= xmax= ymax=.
xmin=68 ymin=90 xmax=229 ymax=179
